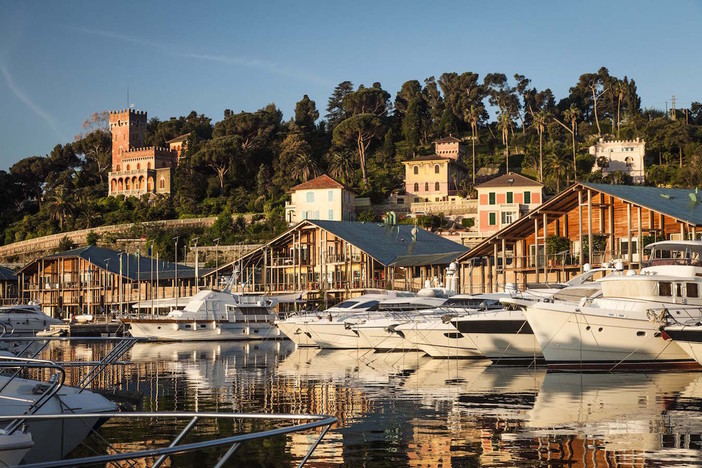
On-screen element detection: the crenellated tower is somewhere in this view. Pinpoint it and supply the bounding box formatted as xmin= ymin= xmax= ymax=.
xmin=109 ymin=109 xmax=147 ymax=171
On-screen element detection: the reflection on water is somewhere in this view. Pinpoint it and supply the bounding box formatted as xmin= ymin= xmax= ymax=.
xmin=34 ymin=340 xmax=702 ymax=466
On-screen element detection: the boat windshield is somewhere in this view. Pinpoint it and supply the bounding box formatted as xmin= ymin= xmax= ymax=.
xmin=442 ymin=297 xmax=502 ymax=309
xmin=334 ymin=300 xmax=359 ymax=309
xmin=648 ymin=243 xmax=702 ymax=267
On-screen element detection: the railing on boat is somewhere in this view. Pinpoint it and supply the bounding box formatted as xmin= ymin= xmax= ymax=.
xmin=7 ymin=411 xmax=337 ymax=468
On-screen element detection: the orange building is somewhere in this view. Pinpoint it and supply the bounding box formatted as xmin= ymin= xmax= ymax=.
xmin=107 ymin=109 xmax=187 ymax=197
xmin=476 ymin=173 xmax=543 ymax=236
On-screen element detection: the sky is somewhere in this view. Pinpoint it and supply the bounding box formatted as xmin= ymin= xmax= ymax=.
xmin=0 ymin=0 xmax=701 ymax=170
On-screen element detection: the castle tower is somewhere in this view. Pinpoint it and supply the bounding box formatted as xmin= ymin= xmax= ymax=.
xmin=109 ymin=109 xmax=147 ymax=171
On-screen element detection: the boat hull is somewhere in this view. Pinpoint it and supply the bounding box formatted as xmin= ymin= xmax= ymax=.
xmin=125 ymin=320 xmax=280 ymax=341
xmin=523 ymin=303 xmax=693 ymax=369
xmin=276 ymin=320 xmax=317 ymax=347
xmin=663 ymin=325 xmax=702 ymax=366
xmin=304 ymin=322 xmax=365 ymax=349
xmin=396 ymin=322 xmax=483 ymax=358
xmin=354 ymin=325 xmax=416 ymax=351
xmin=452 ymin=312 xmax=543 ymax=363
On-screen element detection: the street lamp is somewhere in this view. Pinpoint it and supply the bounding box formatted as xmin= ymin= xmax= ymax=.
xmin=192 ymin=237 xmax=200 ymax=292
xmin=213 ymin=238 xmax=220 ymax=288
xmin=173 ymin=236 xmax=179 ymax=310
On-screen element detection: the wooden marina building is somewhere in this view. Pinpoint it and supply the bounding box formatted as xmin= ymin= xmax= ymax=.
xmin=458 ymin=182 xmax=702 ymax=293
xmin=206 ymin=220 xmax=468 ymax=303
xmin=18 ymin=245 xmax=210 ymax=318
xmin=0 ymin=266 xmax=18 ymax=305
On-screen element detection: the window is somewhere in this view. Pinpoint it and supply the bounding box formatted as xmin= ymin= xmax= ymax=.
xmin=506 ymin=192 xmax=513 ymax=203
xmin=328 ymin=190 xmax=334 ymax=202
xmin=489 ymin=213 xmax=496 ymax=225
xmin=658 ymin=282 xmax=672 ymax=297
xmin=413 ymin=166 xmax=419 ymax=175
xmin=687 ymin=283 xmax=699 ymax=298
xmin=413 ymin=183 xmax=419 ymax=192
xmin=425 ymin=182 xmax=429 ymax=191
xmin=489 ymin=192 xmax=496 ymax=205
xmin=314 ymin=210 xmax=319 ymax=219
xmin=524 ymin=191 xmax=531 ymax=204
xmin=434 ymin=164 xmax=440 ymax=174
xmin=116 ymin=164 xmax=121 ymax=171
xmin=328 ymin=209 xmax=334 ymax=220
xmin=306 ymin=192 xmax=314 ymax=203
xmin=136 ymin=163 xmax=141 ymax=170
xmin=159 ymin=177 xmax=165 ymax=189
xmin=625 ymin=156 xmax=633 ymax=168
xmin=302 ymin=211 xmax=308 ymax=220
xmin=435 ymin=182 xmax=440 ymax=191
xmin=501 ymin=211 xmax=515 ymax=225
xmin=126 ymin=164 xmax=130 ymax=171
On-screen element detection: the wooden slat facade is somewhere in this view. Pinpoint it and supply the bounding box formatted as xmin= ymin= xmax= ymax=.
xmin=458 ymin=183 xmax=700 ymax=294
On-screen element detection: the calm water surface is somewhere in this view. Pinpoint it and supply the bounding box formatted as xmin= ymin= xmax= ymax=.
xmin=39 ymin=340 xmax=702 ymax=466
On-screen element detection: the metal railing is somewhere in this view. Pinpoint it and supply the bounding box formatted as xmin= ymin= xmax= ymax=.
xmin=8 ymin=411 xmax=337 ymax=468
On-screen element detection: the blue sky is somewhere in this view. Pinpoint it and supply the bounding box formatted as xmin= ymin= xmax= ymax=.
xmin=0 ymin=0 xmax=700 ymax=170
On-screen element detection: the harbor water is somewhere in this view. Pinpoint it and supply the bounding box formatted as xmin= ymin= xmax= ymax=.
xmin=41 ymin=339 xmax=702 ymax=466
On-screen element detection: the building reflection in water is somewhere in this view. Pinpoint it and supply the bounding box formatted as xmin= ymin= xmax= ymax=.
xmin=26 ymin=340 xmax=702 ymax=466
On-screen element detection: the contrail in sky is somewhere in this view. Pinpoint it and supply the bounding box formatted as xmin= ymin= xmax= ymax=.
xmin=0 ymin=63 xmax=66 ymax=141
xmin=73 ymin=27 xmax=331 ymax=87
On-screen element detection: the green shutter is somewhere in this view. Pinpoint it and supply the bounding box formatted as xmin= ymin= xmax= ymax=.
xmin=489 ymin=213 xmax=496 ymax=225
xmin=489 ymin=192 xmax=496 ymax=205
xmin=507 ymin=192 xmax=513 ymax=203
xmin=524 ymin=191 xmax=531 ymax=204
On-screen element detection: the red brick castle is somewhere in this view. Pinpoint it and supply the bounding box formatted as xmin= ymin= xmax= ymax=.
xmin=108 ymin=109 xmax=187 ymax=196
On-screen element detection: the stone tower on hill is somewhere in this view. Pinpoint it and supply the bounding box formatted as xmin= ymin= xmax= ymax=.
xmin=107 ymin=109 xmax=188 ymax=197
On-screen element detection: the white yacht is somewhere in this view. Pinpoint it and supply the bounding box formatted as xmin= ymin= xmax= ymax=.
xmin=0 ymin=356 xmax=119 ymax=464
xmin=519 ymin=241 xmax=702 ymax=369
xmin=307 ymin=290 xmax=444 ymax=350
xmin=123 ymin=289 xmax=279 ymax=341
xmin=0 ymin=304 xmax=63 ymax=335
xmin=394 ymin=294 xmax=505 ymax=359
xmin=351 ymin=291 xmax=451 ymax=351
xmin=276 ymin=292 xmax=413 ymax=347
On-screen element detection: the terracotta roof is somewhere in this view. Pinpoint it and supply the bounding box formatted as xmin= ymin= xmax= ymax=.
xmin=166 ymin=133 xmax=191 ymax=144
xmin=434 ymin=136 xmax=460 ymax=144
xmin=289 ymin=174 xmax=356 ymax=194
xmin=476 ymin=172 xmax=542 ymax=188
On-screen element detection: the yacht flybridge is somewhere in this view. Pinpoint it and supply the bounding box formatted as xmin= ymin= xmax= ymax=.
xmin=123 ymin=289 xmax=279 ymax=341
xmin=520 ymin=241 xmax=702 ymax=369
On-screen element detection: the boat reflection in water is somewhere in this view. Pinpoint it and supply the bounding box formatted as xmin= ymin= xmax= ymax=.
xmin=46 ymin=339 xmax=702 ymax=466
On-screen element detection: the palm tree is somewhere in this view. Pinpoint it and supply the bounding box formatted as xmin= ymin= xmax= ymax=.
xmin=533 ymin=110 xmax=548 ymax=183
xmin=499 ymin=112 xmax=511 ymax=172
xmin=464 ymin=104 xmax=481 ymax=184
xmin=291 ymin=152 xmax=320 ymax=182
xmin=553 ymin=104 xmax=580 ymax=181
xmin=545 ymin=150 xmax=571 ymax=193
xmin=327 ymin=151 xmax=354 ymax=183
xmin=616 ymin=81 xmax=626 ymax=138
xmin=46 ymin=188 xmax=74 ymax=231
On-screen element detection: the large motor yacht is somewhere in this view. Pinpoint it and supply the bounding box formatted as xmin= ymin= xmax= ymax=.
xmin=276 ymin=291 xmax=414 ymax=347
xmin=123 ymin=289 xmax=279 ymax=341
xmin=0 ymin=304 xmax=63 ymax=335
xmin=518 ymin=241 xmax=702 ymax=369
xmin=394 ymin=294 xmax=505 ymax=359
xmin=306 ymin=290 xmax=447 ymax=350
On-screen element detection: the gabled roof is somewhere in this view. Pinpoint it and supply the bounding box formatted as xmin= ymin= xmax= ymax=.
xmin=19 ymin=245 xmax=205 ymax=281
xmin=476 ymin=172 xmax=543 ymax=189
xmin=0 ymin=266 xmax=16 ymax=282
xmin=581 ymin=182 xmax=702 ymax=226
xmin=289 ymin=174 xmax=355 ymax=194
xmin=459 ymin=182 xmax=702 ymax=260
xmin=166 ymin=133 xmax=191 ymax=144
xmin=434 ymin=136 xmax=460 ymax=144
xmin=307 ymin=220 xmax=468 ymax=266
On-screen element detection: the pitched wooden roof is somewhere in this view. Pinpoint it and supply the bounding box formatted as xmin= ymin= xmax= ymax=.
xmin=434 ymin=136 xmax=460 ymax=144
xmin=476 ymin=172 xmax=542 ymax=188
xmin=289 ymin=174 xmax=355 ymax=193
